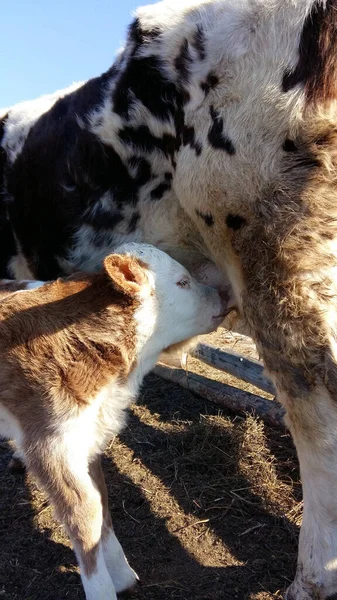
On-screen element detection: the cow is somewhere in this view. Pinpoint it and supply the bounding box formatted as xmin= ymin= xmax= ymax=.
xmin=1 ymin=1 xmax=337 ymax=597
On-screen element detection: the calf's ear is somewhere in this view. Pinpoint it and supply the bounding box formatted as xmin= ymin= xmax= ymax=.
xmin=103 ymin=254 xmax=148 ymax=296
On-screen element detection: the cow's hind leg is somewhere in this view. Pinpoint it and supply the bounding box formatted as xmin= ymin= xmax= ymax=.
xmin=240 ymin=258 xmax=337 ymax=598
xmin=227 ymin=209 xmax=337 ymax=597
xmin=189 ymin=134 xmax=337 ymax=597
xmin=283 ymin=386 xmax=337 ymax=599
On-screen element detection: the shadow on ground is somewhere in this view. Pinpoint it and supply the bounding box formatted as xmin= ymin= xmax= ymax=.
xmin=0 ymin=373 xmax=301 ymax=600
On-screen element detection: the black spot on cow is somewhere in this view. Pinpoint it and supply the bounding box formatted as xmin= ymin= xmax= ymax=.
xmin=194 ymin=141 xmax=202 ymax=156
xmin=119 ymin=125 xmax=177 ymax=158
xmin=182 ymin=126 xmax=195 ymax=146
xmin=175 ymin=38 xmax=193 ymax=82
xmin=200 ymin=72 xmax=219 ymax=96
xmin=84 ymin=206 xmax=124 ymax=230
xmin=128 ymin=212 xmax=141 ymax=233
xmin=191 ymin=24 xmax=206 ymax=61
xmin=51 ymin=71 xmax=113 ymax=126
xmin=129 ymin=17 xmax=161 ymax=47
xmin=181 ymin=125 xmax=203 ymax=156
xmin=283 ymin=139 xmax=298 ymax=152
xmin=208 ymin=106 xmax=236 ymax=155
xmin=150 ymin=181 xmax=172 ymax=200
xmin=128 ymin=18 xmax=143 ymax=46
xmin=226 ymin=214 xmax=246 ymax=230
xmin=52 ymin=96 xmax=71 ymax=120
xmin=196 ymin=209 xmax=214 ymax=227
xmin=282 ymin=0 xmax=337 ymax=104
xmin=113 ymin=52 xmax=180 ymax=121
xmin=165 ymin=172 xmax=173 ymax=181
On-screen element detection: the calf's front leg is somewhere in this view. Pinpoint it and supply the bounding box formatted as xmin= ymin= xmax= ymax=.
xmin=89 ymin=456 xmax=139 ymax=594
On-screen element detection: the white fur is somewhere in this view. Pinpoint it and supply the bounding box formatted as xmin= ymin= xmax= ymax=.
xmin=277 ymin=386 xmax=337 ymax=599
xmin=8 ymin=253 xmax=34 ymax=280
xmin=25 ymin=281 xmax=45 ymax=290
xmin=80 ymin=543 xmax=117 ymax=600
xmin=0 ymin=405 xmax=23 ymax=447
xmin=102 ymin=529 xmax=138 ymax=593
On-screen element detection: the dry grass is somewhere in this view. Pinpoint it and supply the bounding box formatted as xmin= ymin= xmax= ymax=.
xmin=0 ymin=361 xmax=301 ymax=600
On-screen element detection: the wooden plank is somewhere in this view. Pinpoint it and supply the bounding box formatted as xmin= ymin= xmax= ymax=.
xmin=154 ymin=365 xmax=285 ymax=429
xmin=191 ymin=343 xmax=275 ymax=396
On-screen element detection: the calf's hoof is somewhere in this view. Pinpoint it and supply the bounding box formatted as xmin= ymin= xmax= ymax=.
xmin=8 ymin=456 xmax=26 ymax=474
xmin=118 ymin=579 xmax=142 ymax=597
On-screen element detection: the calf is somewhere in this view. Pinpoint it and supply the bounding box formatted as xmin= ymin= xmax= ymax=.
xmin=0 ymin=243 xmax=226 ymax=600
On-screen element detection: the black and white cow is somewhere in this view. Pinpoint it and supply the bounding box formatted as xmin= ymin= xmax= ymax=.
xmin=2 ymin=1 xmax=337 ymax=598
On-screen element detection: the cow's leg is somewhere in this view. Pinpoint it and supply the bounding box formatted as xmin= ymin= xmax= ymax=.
xmin=89 ymin=456 xmax=139 ymax=594
xmin=282 ymin=387 xmax=337 ymax=599
xmin=228 ymin=238 xmax=337 ymax=598
xmin=228 ymin=256 xmax=337 ymax=599
xmin=176 ymin=138 xmax=337 ymax=596
xmin=222 ymin=240 xmax=337 ymax=598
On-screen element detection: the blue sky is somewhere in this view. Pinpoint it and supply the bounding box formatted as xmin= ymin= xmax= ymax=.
xmin=1 ymin=0 xmax=155 ymax=108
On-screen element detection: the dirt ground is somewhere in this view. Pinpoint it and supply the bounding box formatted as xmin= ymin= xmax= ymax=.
xmin=0 ymin=331 xmax=302 ymax=600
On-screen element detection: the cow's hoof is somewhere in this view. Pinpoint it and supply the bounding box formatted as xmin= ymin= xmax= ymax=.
xmin=285 ymin=579 xmax=336 ymax=600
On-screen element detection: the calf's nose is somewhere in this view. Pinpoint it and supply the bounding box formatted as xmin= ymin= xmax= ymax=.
xmin=216 ymin=288 xmax=237 ymax=319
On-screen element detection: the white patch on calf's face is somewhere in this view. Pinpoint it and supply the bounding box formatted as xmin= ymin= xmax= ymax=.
xmin=115 ymin=243 xmax=223 ymax=351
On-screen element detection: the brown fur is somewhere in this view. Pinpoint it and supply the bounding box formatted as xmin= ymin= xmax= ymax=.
xmin=0 ymin=258 xmax=142 ymax=474
xmin=236 ymin=117 xmax=337 ymax=397
xmin=283 ymin=0 xmax=337 ymax=105
xmin=0 ymin=260 xmax=141 ymax=415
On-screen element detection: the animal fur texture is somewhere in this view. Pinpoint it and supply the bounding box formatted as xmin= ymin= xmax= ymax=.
xmin=1 ymin=1 xmax=337 ymax=597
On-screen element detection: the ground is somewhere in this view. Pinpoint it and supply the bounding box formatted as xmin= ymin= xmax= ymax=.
xmin=0 ymin=330 xmax=302 ymax=600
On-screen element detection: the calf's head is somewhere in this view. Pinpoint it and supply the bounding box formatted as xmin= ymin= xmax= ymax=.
xmin=107 ymin=243 xmax=227 ymax=354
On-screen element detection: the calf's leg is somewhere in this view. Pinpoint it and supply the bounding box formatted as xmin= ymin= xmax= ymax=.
xmin=27 ymin=447 xmax=117 ymax=600
xmin=89 ymin=456 xmax=139 ymax=594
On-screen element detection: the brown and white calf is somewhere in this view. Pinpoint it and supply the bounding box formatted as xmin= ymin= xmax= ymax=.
xmin=0 ymin=243 xmax=226 ymax=600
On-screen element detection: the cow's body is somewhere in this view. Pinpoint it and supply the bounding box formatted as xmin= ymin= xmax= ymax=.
xmin=2 ymin=1 xmax=337 ymax=598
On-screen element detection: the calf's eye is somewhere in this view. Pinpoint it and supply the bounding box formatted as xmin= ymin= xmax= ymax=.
xmin=177 ymin=279 xmax=190 ymax=288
